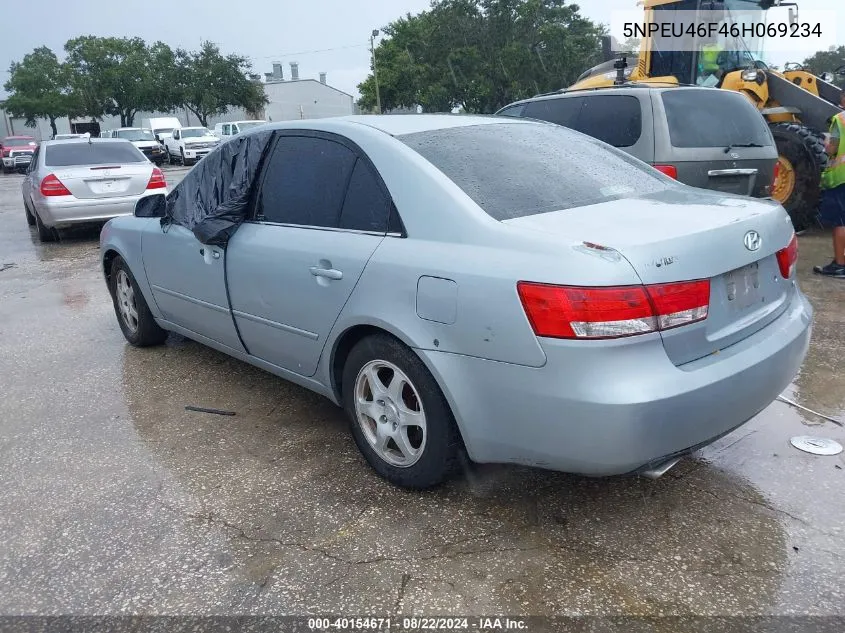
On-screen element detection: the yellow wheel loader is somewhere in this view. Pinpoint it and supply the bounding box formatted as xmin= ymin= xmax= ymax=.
xmin=570 ymin=0 xmax=844 ymax=230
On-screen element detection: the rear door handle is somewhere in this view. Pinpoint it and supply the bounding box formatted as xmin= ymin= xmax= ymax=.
xmin=310 ymin=267 xmax=343 ymax=280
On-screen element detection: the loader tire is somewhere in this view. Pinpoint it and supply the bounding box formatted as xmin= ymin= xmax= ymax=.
xmin=769 ymin=122 xmax=828 ymax=232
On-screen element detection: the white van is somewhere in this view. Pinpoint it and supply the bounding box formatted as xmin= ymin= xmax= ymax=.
xmin=142 ymin=117 xmax=183 ymax=144
xmin=213 ymin=120 xmax=267 ymax=140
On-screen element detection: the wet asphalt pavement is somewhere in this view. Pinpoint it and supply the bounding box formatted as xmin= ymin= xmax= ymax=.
xmin=0 ymin=167 xmax=844 ymax=618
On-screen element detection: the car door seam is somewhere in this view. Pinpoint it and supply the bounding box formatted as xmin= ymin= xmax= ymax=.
xmin=223 ymin=242 xmax=251 ymax=355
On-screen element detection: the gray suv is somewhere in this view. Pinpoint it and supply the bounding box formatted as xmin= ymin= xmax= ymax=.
xmin=497 ymin=86 xmax=778 ymax=200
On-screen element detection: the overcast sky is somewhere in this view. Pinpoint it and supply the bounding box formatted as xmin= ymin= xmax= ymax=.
xmin=1 ymin=0 xmax=841 ymax=101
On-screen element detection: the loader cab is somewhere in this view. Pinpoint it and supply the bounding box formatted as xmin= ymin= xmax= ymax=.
xmin=647 ymin=0 xmax=770 ymax=86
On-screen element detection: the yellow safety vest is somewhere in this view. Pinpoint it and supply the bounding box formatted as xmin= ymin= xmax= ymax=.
xmin=700 ymin=44 xmax=722 ymax=73
xmin=821 ymin=111 xmax=845 ymax=190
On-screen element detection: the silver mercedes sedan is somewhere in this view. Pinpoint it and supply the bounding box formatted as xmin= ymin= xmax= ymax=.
xmin=99 ymin=115 xmax=812 ymax=489
xmin=22 ymin=138 xmax=167 ymax=242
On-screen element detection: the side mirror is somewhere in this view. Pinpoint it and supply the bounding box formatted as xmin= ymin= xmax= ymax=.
xmin=135 ymin=194 xmax=166 ymax=218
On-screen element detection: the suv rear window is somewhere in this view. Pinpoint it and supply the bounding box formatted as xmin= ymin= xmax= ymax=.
xmin=399 ymin=123 xmax=668 ymax=221
xmin=662 ymin=90 xmax=772 ymax=148
xmin=520 ymin=94 xmax=642 ymax=148
xmin=45 ymin=142 xmax=146 ymax=166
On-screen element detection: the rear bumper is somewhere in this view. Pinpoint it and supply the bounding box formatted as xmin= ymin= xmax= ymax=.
xmin=418 ymin=288 xmax=812 ymax=476
xmin=35 ymin=191 xmax=165 ymax=228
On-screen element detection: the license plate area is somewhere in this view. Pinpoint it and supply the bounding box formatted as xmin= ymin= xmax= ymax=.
xmin=708 ymin=175 xmax=751 ymax=195
xmin=724 ymin=262 xmax=761 ymax=310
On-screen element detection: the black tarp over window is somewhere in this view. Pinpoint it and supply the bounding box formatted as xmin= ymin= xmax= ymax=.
xmin=164 ymin=129 xmax=275 ymax=245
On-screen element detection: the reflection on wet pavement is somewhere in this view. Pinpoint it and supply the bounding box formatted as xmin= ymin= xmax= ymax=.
xmin=0 ymin=171 xmax=843 ymax=616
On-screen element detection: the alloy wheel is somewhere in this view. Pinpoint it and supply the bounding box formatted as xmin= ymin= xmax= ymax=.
xmin=115 ymin=270 xmax=139 ymax=333
xmin=354 ymin=360 xmax=427 ymax=467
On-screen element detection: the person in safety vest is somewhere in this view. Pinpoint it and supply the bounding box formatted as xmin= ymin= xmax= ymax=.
xmin=696 ymin=43 xmax=725 ymax=87
xmin=813 ymin=91 xmax=845 ymax=278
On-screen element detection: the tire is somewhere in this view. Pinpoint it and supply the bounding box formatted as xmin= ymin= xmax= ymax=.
xmin=769 ymin=122 xmax=828 ymax=231
xmin=342 ymin=334 xmax=463 ymax=489
xmin=108 ymin=256 xmax=168 ymax=347
xmin=34 ymin=210 xmax=58 ymax=242
xmin=168 ymin=150 xmax=175 ymax=165
xmin=180 ymin=150 xmax=188 ymax=167
xmin=23 ymin=198 xmax=35 ymax=226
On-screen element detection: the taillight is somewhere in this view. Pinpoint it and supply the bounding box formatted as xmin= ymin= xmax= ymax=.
xmin=517 ymin=280 xmax=710 ymax=340
xmin=771 ymin=161 xmax=780 ymax=188
xmin=146 ymin=166 xmax=167 ymax=189
xmin=653 ymin=164 xmax=678 ymax=179
xmin=776 ymin=233 xmax=798 ymax=278
xmin=39 ymin=173 xmax=71 ymax=197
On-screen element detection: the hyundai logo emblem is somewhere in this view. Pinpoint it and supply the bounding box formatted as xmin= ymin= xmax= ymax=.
xmin=744 ymin=230 xmax=762 ymax=251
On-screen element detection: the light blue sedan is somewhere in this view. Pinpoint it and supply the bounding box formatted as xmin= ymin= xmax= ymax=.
xmin=100 ymin=115 xmax=812 ymax=489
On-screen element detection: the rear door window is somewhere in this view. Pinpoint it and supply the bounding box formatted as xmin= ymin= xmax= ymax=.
xmin=45 ymin=142 xmax=146 ymax=166
xmin=661 ymin=89 xmax=773 ymax=148
xmin=256 ymin=135 xmax=357 ymax=227
xmin=576 ymin=95 xmax=642 ymax=148
xmin=400 ymin=123 xmax=668 ymax=221
xmin=522 ymin=97 xmax=584 ymax=127
xmin=339 ymin=159 xmax=391 ymax=233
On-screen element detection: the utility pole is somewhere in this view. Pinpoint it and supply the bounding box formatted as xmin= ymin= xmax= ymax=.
xmin=370 ymin=29 xmax=382 ymax=114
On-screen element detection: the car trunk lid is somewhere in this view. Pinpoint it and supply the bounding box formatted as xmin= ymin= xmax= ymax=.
xmin=504 ymin=189 xmax=796 ymax=366
xmin=50 ymin=164 xmax=151 ymax=199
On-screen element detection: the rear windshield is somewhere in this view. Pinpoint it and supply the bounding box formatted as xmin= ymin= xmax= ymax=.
xmin=399 ymin=123 xmax=668 ymax=220
xmin=115 ymin=129 xmax=155 ymax=141
xmin=662 ymin=90 xmax=773 ymax=148
xmin=45 ymin=142 xmax=146 ymax=166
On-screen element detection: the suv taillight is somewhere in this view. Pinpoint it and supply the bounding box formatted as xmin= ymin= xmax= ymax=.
xmin=146 ymin=166 xmax=167 ymax=189
xmin=40 ymin=173 xmax=72 ymax=197
xmin=517 ymin=280 xmax=710 ymax=340
xmin=771 ymin=161 xmax=781 ymax=190
xmin=776 ymin=233 xmax=798 ymax=278
xmin=653 ymin=164 xmax=678 ymax=179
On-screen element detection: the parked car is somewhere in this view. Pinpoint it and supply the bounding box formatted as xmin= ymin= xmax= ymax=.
xmin=22 ymin=138 xmax=167 ymax=242
xmin=1 ymin=135 xmax=38 ymax=174
xmin=164 ymin=126 xmax=220 ymax=166
xmin=53 ymin=133 xmax=87 ymax=141
xmin=100 ymin=115 xmax=811 ymax=489
xmin=213 ymin=120 xmax=267 ymax=140
xmin=106 ymin=128 xmax=166 ymax=165
xmin=143 ymin=117 xmax=183 ymax=144
xmin=497 ymin=86 xmax=779 ymax=200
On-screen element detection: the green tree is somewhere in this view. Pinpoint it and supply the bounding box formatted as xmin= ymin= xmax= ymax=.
xmin=64 ymin=36 xmax=180 ymax=126
xmin=3 ymin=47 xmax=79 ymax=138
xmin=802 ymin=46 xmax=845 ymax=88
xmin=176 ymin=42 xmax=268 ymax=127
xmin=358 ymin=0 xmax=604 ymax=113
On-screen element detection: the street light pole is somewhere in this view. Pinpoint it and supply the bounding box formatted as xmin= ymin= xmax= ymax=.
xmin=370 ymin=29 xmax=382 ymax=114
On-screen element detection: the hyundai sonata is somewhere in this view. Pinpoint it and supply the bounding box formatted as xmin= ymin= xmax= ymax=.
xmin=100 ymin=115 xmax=812 ymax=489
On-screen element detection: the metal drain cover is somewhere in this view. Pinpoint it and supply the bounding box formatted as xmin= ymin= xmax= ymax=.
xmin=790 ymin=436 xmax=843 ymax=456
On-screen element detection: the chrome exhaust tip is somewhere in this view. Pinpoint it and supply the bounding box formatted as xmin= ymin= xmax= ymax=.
xmin=639 ymin=457 xmax=682 ymax=480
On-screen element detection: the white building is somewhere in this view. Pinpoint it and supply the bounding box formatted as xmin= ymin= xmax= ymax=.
xmin=1 ymin=63 xmax=355 ymax=140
